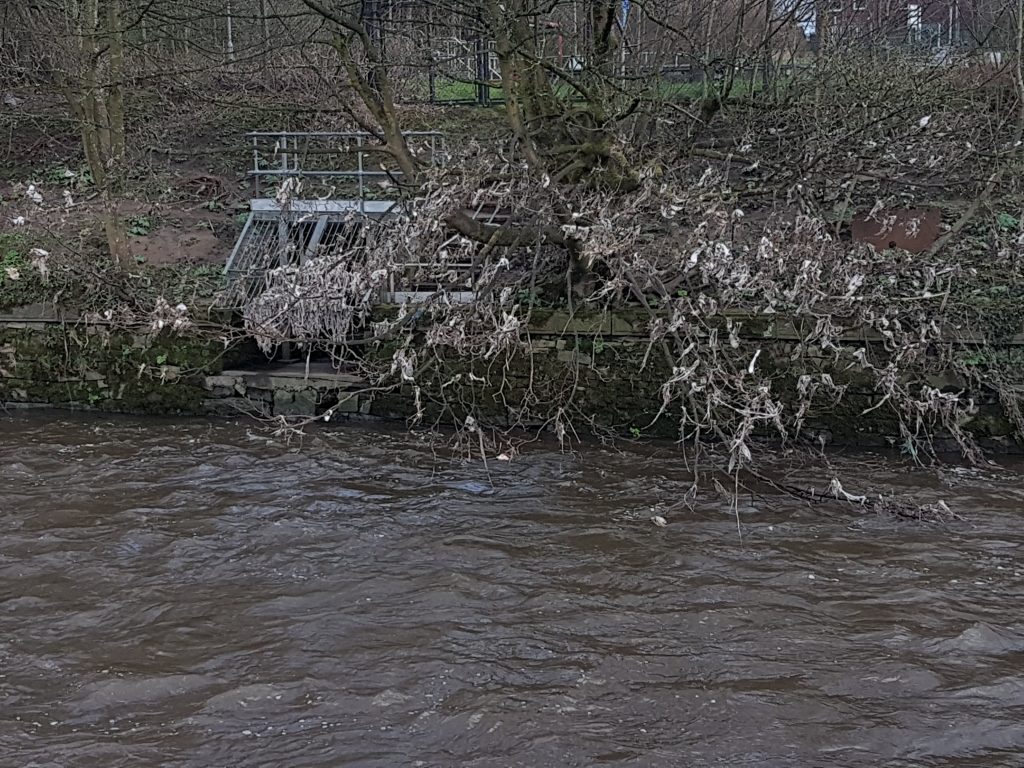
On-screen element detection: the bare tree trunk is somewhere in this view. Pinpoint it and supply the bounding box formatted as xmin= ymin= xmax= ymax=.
xmin=226 ymin=0 xmax=236 ymax=63
xmin=260 ymin=0 xmax=271 ymax=68
xmin=106 ymin=0 xmax=125 ymax=164
xmin=57 ymin=0 xmax=132 ymax=270
xmin=301 ymin=0 xmax=421 ymax=182
xmin=1017 ymin=0 xmax=1024 ymax=111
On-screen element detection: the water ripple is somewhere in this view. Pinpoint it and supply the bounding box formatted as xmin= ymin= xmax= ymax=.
xmin=2 ymin=412 xmax=1023 ymax=767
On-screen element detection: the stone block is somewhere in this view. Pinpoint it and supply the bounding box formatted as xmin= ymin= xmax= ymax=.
xmin=333 ymin=392 xmax=360 ymax=413
xmin=204 ymin=374 xmax=239 ymax=391
xmin=239 ymin=386 xmax=267 ymax=402
xmin=924 ymin=372 xmax=966 ymax=390
xmin=274 ymin=388 xmax=318 ymax=417
xmin=3 ymin=302 xmax=57 ymax=320
xmin=609 ymin=315 xmax=639 ymax=335
xmin=292 ymin=389 xmax=319 ymax=415
xmin=556 ymin=350 xmax=592 ymax=366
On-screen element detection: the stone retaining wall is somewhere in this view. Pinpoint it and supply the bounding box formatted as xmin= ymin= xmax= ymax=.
xmin=2 ymin=307 xmax=1022 ymax=450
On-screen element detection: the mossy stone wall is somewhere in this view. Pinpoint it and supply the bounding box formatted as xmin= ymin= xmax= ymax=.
xmin=0 ymin=322 xmax=225 ymax=414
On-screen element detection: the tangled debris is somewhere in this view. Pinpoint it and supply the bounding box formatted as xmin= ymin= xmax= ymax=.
xmin=229 ymin=150 xmax=1024 ymax=522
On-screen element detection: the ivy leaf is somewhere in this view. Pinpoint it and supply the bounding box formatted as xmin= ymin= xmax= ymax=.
xmin=996 ymin=212 xmax=1019 ymax=230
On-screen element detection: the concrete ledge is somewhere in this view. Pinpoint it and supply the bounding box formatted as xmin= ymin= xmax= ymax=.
xmin=201 ymin=364 xmax=369 ymax=418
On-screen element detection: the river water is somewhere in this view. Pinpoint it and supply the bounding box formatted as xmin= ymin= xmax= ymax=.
xmin=2 ymin=413 xmax=1023 ymax=767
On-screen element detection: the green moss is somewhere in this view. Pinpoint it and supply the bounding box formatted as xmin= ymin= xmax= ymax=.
xmin=0 ymin=322 xmax=225 ymax=414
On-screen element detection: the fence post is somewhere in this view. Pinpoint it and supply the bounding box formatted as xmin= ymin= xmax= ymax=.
xmin=474 ymin=35 xmax=490 ymax=105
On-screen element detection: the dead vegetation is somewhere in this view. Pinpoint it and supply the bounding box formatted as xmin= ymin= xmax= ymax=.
xmin=5 ymin=2 xmax=1024 ymax=521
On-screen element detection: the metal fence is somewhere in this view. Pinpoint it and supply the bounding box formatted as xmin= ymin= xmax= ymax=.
xmin=228 ymin=130 xmax=462 ymax=299
xmin=246 ymin=131 xmax=445 ymax=201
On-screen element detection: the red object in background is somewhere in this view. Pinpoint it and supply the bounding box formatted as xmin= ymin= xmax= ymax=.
xmin=850 ymin=208 xmax=942 ymax=254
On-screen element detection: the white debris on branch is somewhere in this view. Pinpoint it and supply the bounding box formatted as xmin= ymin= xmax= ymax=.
xmin=235 ymin=151 xmax=998 ymax=475
xmin=150 ymin=298 xmax=192 ymax=333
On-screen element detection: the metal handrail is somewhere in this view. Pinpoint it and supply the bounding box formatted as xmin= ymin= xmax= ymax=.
xmin=248 ymin=170 xmax=399 ymax=178
xmin=245 ymin=131 xmax=444 ymax=138
xmin=248 ymin=130 xmax=444 ymax=201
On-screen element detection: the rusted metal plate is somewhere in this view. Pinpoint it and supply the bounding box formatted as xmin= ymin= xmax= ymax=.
xmin=851 ymin=208 xmax=941 ymax=254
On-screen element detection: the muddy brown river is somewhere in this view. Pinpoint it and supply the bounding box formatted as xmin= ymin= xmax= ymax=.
xmin=2 ymin=413 xmax=1023 ymax=767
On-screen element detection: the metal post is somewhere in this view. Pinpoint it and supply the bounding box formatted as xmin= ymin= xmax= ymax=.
xmin=363 ymin=0 xmax=385 ymax=92
xmin=278 ymin=135 xmax=290 ymax=265
xmin=427 ymin=4 xmax=436 ymax=103
xmin=474 ymin=35 xmax=489 ymax=105
xmin=252 ymin=134 xmax=259 ymax=198
xmin=428 ymin=51 xmax=437 ymax=103
xmin=357 ymin=134 xmax=365 ymax=216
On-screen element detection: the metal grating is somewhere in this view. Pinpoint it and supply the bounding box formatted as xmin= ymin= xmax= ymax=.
xmin=225 ymin=132 xmax=519 ymax=307
xmin=226 ymin=202 xmax=396 ymax=287
xmin=226 ymin=212 xmax=287 ymax=284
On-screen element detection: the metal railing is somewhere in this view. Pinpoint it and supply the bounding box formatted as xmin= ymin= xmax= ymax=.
xmin=229 ymin=130 xmax=448 ymax=288
xmin=230 ymin=129 xmax=507 ymax=308
xmin=247 ymin=131 xmax=445 ymax=201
